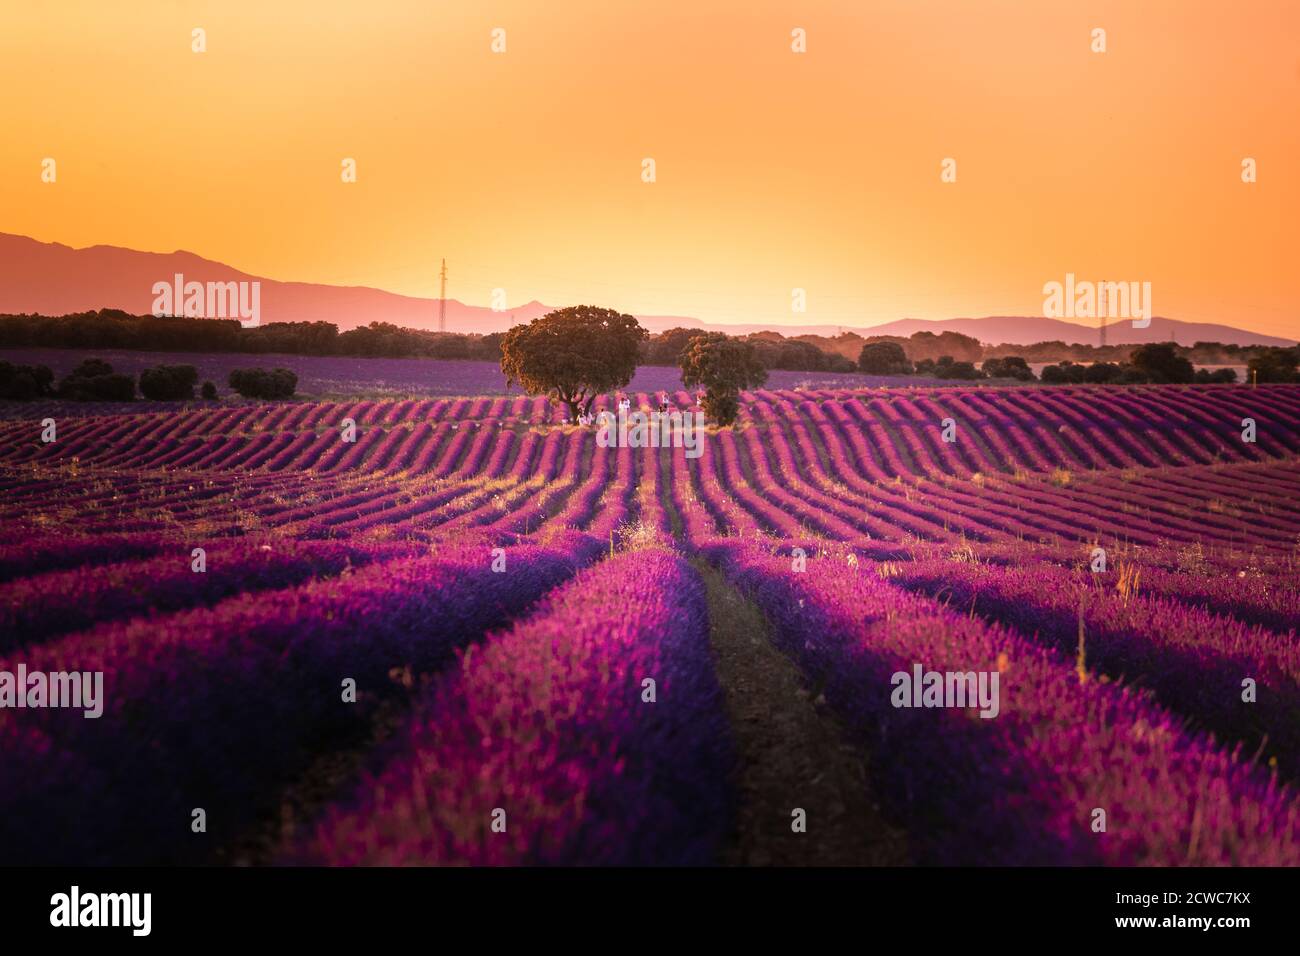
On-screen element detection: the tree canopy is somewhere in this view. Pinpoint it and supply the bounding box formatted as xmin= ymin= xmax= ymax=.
xmin=1130 ymin=342 xmax=1195 ymax=384
xmin=858 ymin=341 xmax=912 ymax=375
xmin=499 ymin=305 xmax=647 ymax=419
xmin=1247 ymin=347 xmax=1300 ymax=383
xmin=678 ymin=332 xmax=768 ymax=426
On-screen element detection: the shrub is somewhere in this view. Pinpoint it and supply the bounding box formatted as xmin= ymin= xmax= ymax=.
xmin=933 ymin=358 xmax=983 ymax=380
xmin=0 ymin=362 xmax=55 ymax=400
xmin=200 ymin=381 xmax=218 ymax=400
xmin=228 ymin=367 xmax=298 ymax=400
xmin=982 ymin=356 xmax=1034 ymax=381
xmin=1193 ymin=367 xmax=1237 ymax=384
xmin=139 ymin=365 xmax=198 ymax=401
xmin=1041 ymin=361 xmax=1087 ymax=385
xmin=71 ymin=358 xmax=114 ymax=379
xmin=57 ymin=360 xmax=135 ymax=401
xmin=1083 ymin=362 xmax=1125 ymax=384
xmin=59 ymin=373 xmax=135 ymax=402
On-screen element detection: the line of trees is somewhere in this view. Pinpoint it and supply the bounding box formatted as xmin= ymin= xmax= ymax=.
xmin=804 ymin=328 xmax=1293 ymax=368
xmin=0 ymin=311 xmax=505 ymax=360
xmin=8 ymin=309 xmax=1296 ymax=399
xmin=857 ymin=340 xmax=1300 ymax=385
xmin=0 ymin=357 xmax=300 ymax=402
xmin=640 ymin=327 xmax=855 ymax=373
xmin=0 ymin=311 xmax=854 ymax=373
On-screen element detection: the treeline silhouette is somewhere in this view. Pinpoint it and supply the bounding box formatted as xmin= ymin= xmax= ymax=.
xmin=2 ymin=311 xmax=1291 ymax=380
xmin=0 ymin=310 xmax=506 ymax=360
xmin=0 ymin=311 xmax=857 ymax=372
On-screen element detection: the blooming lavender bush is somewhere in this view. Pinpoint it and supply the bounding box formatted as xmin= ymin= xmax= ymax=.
xmin=711 ymin=542 xmax=1300 ymax=865
xmin=0 ymin=533 xmax=602 ymax=864
xmin=301 ymin=549 xmax=732 ymax=865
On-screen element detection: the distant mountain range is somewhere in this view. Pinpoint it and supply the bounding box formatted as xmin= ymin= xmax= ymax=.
xmin=1 ymin=233 xmax=1292 ymax=348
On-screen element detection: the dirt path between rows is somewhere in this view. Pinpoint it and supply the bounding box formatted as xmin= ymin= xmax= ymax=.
xmin=696 ymin=560 xmax=909 ymax=866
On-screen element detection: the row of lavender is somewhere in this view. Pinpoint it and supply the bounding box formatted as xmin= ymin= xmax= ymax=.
xmin=705 ymin=541 xmax=1300 ymax=864
xmin=4 ymin=434 xmax=1295 ymax=566
xmin=0 ymin=533 xmax=605 ymax=864
xmin=2 ymin=517 xmax=1296 ymax=863
xmin=299 ymin=549 xmax=730 ymax=865
xmin=3 ymin=385 xmax=1297 ymax=481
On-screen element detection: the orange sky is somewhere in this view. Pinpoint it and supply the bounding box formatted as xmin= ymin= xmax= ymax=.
xmin=2 ymin=0 xmax=1297 ymax=335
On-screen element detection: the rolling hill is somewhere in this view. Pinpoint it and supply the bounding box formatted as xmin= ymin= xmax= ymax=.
xmin=1 ymin=233 xmax=1291 ymax=347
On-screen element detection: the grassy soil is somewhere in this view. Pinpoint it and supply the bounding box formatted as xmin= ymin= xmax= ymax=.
xmin=696 ymin=559 xmax=909 ymax=866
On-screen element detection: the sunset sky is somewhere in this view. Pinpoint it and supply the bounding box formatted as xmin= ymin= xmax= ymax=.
xmin=2 ymin=0 xmax=1297 ymax=336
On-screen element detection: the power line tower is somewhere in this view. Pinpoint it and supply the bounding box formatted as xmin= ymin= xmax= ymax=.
xmin=438 ymin=258 xmax=448 ymax=333
xmin=1099 ymin=279 xmax=1107 ymax=350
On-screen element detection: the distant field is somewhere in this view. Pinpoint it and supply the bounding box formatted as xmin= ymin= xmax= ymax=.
xmin=0 ymin=348 xmax=920 ymax=401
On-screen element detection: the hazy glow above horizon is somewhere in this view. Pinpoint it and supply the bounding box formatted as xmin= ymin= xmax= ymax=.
xmin=2 ymin=0 xmax=1297 ymax=336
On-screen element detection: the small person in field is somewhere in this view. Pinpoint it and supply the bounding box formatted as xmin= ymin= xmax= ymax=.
xmin=619 ymin=397 xmax=631 ymax=413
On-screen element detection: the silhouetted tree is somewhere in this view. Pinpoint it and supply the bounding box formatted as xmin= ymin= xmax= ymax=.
xmin=859 ymin=341 xmax=913 ymax=375
xmin=1130 ymin=343 xmax=1194 ymax=384
xmin=1247 ymin=347 xmax=1300 ymax=383
xmin=981 ymin=356 xmax=1034 ymax=380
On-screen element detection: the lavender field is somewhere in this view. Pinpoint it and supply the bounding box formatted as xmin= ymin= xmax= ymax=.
xmin=1 ymin=379 xmax=1298 ymax=865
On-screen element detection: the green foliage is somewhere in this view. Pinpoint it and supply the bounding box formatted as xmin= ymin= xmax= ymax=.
xmin=0 ymin=311 xmax=502 ymax=360
xmin=698 ymin=390 xmax=739 ymax=425
xmin=56 ymin=358 xmax=135 ymax=401
xmin=139 ymin=364 xmax=198 ymax=401
xmin=0 ymin=361 xmax=55 ymax=400
xmin=1083 ymin=362 xmax=1125 ymax=384
xmin=200 ymin=380 xmax=218 ymax=400
xmin=1130 ymin=342 xmax=1195 ymax=384
xmin=858 ymin=341 xmax=913 ymax=375
xmin=981 ymin=356 xmax=1035 ymax=381
xmin=72 ymin=358 xmax=114 ymax=379
xmin=228 ymin=367 xmax=297 ymax=399
xmin=917 ymin=355 xmax=984 ymax=380
xmin=500 ymin=306 xmax=647 ymax=419
xmin=1246 ymin=347 xmax=1300 ymax=384
xmin=643 ymin=327 xmax=706 ymax=366
xmin=678 ymin=332 xmax=768 ymax=426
